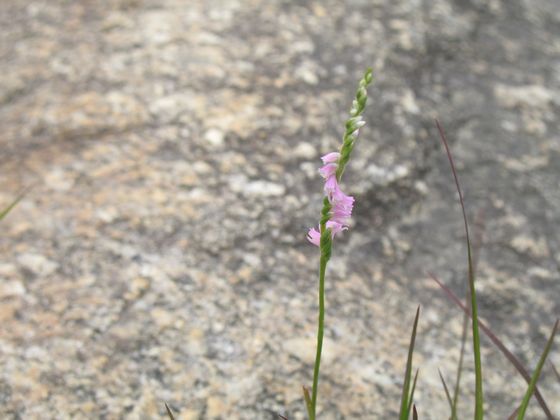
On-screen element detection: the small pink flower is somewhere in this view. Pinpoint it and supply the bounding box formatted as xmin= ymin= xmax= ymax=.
xmin=331 ymin=204 xmax=353 ymax=224
xmin=318 ymin=163 xmax=337 ymax=179
xmin=307 ymin=227 xmax=321 ymax=246
xmin=326 ymin=220 xmax=347 ymax=236
xmin=307 ymin=222 xmax=348 ymax=247
xmin=324 ymin=175 xmax=339 ymax=200
xmin=324 ymin=176 xmax=354 ymax=206
xmin=321 ymin=152 xmax=340 ymax=164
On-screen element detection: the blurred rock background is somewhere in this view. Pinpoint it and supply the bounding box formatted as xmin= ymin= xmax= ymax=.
xmin=1 ymin=0 xmax=559 ymax=418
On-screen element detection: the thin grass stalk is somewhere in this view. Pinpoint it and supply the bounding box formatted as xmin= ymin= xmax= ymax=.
xmin=303 ymin=386 xmax=312 ymax=418
xmin=439 ymin=369 xmax=454 ymax=412
xmin=451 ymin=311 xmax=468 ymax=420
xmin=436 ymin=120 xmax=483 ymax=419
xmin=164 ymin=403 xmax=176 ymax=420
xmin=507 ymin=408 xmax=520 ymax=420
xmin=398 ymin=306 xmax=420 ymax=420
xmin=0 ymin=188 xmax=28 ymax=221
xmin=406 ymin=369 xmax=420 ymax=418
xmin=515 ymin=320 xmax=558 ymax=420
xmin=550 ymin=362 xmax=560 ymax=383
xmin=429 ymin=273 xmax=554 ymax=419
xmin=452 ymin=209 xmax=485 ymax=419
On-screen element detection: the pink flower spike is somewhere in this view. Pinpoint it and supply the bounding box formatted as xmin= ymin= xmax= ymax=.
xmin=321 ymin=152 xmax=340 ymax=164
xmin=318 ymin=163 xmax=337 ymax=179
xmin=307 ymin=227 xmax=321 ymax=246
xmin=308 ymin=149 xmax=356 ymax=246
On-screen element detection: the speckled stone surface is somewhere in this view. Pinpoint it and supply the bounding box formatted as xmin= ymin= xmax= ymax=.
xmin=1 ymin=0 xmax=559 ymax=418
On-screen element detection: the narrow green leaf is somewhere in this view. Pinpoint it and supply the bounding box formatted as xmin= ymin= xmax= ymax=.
xmin=429 ymin=273 xmax=554 ymax=419
xmin=451 ymin=310 xmax=468 ymax=420
xmin=516 ymin=320 xmax=559 ymax=420
xmin=303 ymin=385 xmax=312 ymax=419
xmin=406 ymin=369 xmax=420 ymax=418
xmin=452 ymin=209 xmax=485 ymax=420
xmin=164 ymin=402 xmax=176 ymax=420
xmin=436 ymin=120 xmax=483 ymax=419
xmin=398 ymin=306 xmax=421 ymax=420
xmin=507 ymin=408 xmax=520 ymax=420
xmin=550 ymin=361 xmax=560 ymax=383
xmin=0 ymin=189 xmax=27 ymax=221
xmin=438 ymin=369 xmax=453 ymax=413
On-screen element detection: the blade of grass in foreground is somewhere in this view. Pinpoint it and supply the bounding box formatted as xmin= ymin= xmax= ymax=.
xmin=164 ymin=402 xmax=176 ymax=420
xmin=452 ymin=209 xmax=486 ymax=420
xmin=398 ymin=306 xmax=420 ymax=420
xmin=406 ymin=369 xmax=420 ymax=417
xmin=303 ymin=386 xmax=312 ymax=419
xmin=438 ymin=369 xmax=453 ymax=412
xmin=0 ymin=189 xmax=27 ymax=221
xmin=429 ymin=273 xmax=554 ymax=419
xmin=550 ymin=361 xmax=560 ymax=383
xmin=515 ymin=319 xmax=559 ymax=420
xmin=451 ymin=292 xmax=469 ymax=420
xmin=436 ymin=120 xmax=483 ymax=419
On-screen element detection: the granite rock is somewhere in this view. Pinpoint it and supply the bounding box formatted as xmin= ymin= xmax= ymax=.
xmin=1 ymin=0 xmax=559 ymax=419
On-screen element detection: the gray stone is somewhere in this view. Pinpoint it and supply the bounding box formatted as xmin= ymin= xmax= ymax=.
xmin=1 ymin=0 xmax=559 ymax=418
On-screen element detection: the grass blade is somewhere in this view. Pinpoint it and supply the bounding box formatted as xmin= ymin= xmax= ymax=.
xmin=406 ymin=369 xmax=420 ymax=417
xmin=303 ymin=385 xmax=312 ymax=419
xmin=413 ymin=404 xmax=419 ymax=420
xmin=515 ymin=320 xmax=559 ymax=420
xmin=436 ymin=120 xmax=484 ymax=419
xmin=452 ymin=209 xmax=486 ymax=419
xmin=438 ymin=369 xmax=453 ymax=413
xmin=0 ymin=189 xmax=27 ymax=221
xmin=398 ymin=306 xmax=421 ymax=420
xmin=451 ymin=310 xmax=468 ymax=420
xmin=507 ymin=408 xmax=519 ymax=420
xmin=164 ymin=402 xmax=176 ymax=420
xmin=550 ymin=362 xmax=560 ymax=383
xmin=429 ymin=273 xmax=554 ymax=419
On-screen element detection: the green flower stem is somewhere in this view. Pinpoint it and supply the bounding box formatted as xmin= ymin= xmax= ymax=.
xmin=310 ymin=198 xmax=332 ymax=420
xmin=310 ymin=250 xmax=328 ymax=420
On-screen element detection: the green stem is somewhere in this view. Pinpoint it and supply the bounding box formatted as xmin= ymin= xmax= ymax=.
xmin=310 ymin=252 xmax=328 ymax=420
xmin=451 ymin=301 xmax=468 ymax=420
xmin=467 ymin=246 xmax=484 ymax=420
xmin=310 ymin=199 xmax=331 ymax=419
